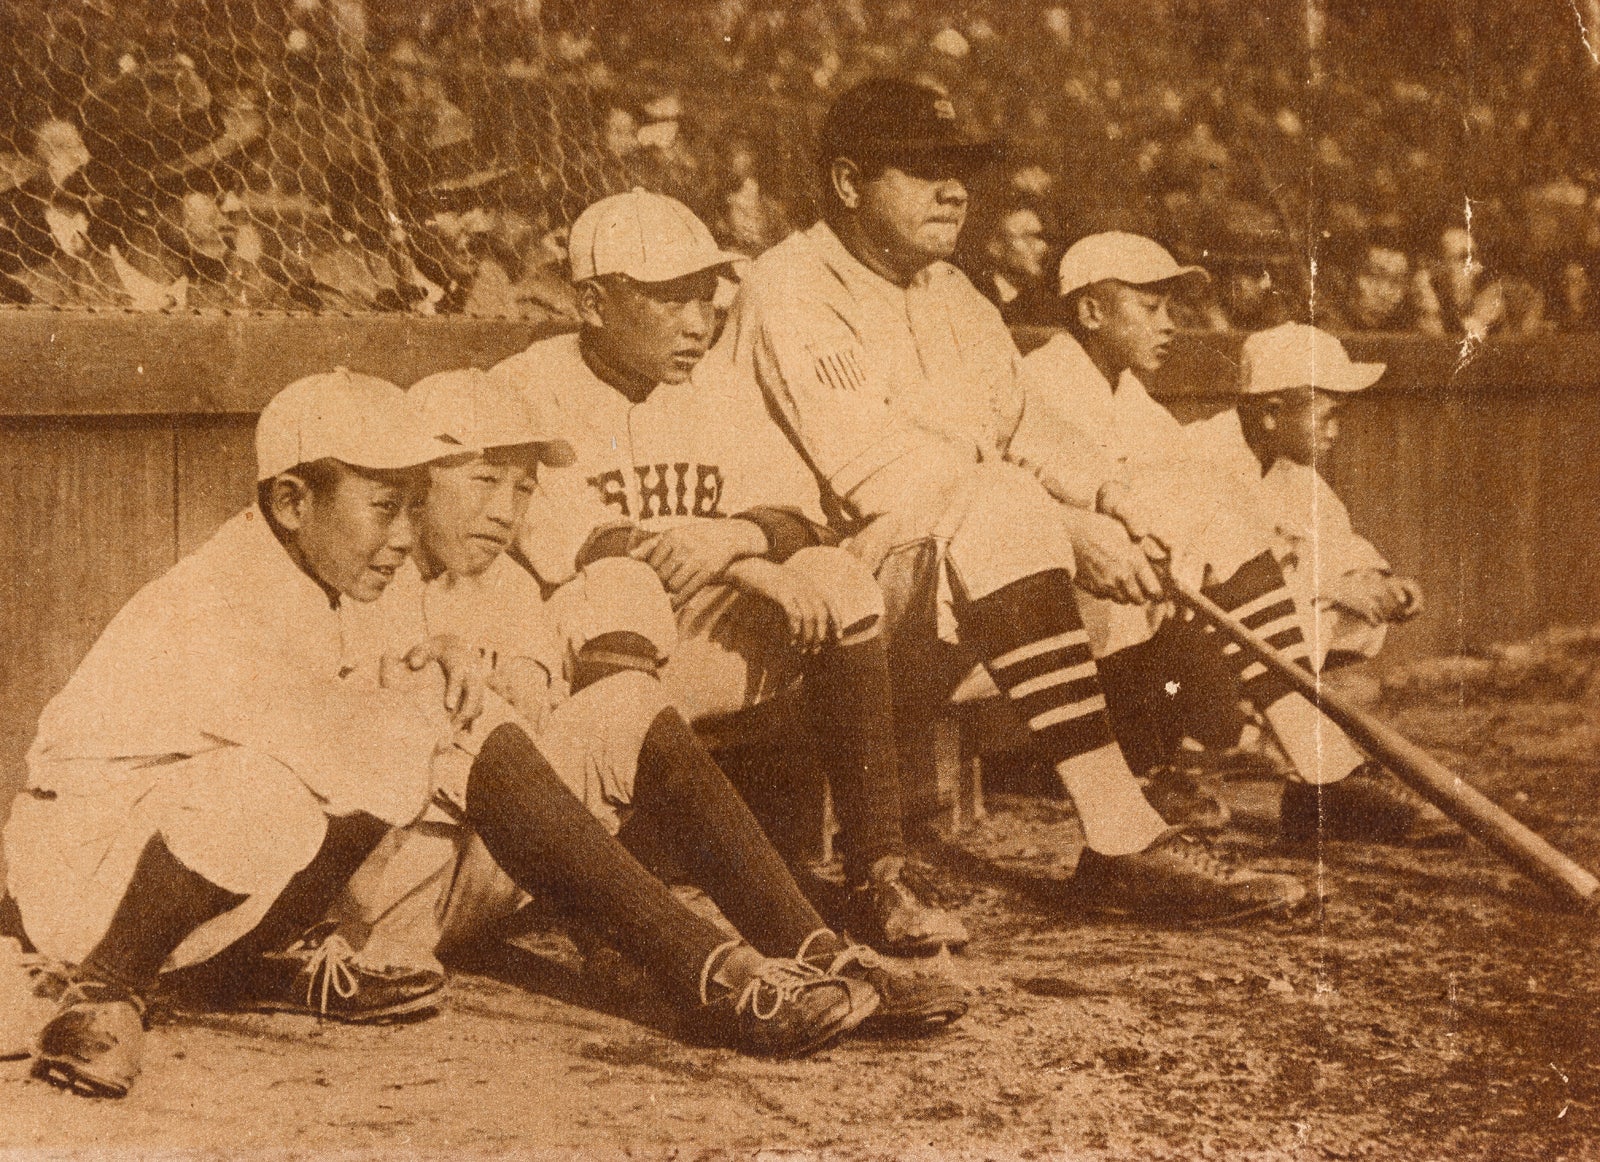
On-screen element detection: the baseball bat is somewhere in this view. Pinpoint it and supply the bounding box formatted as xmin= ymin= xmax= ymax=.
xmin=1165 ymin=573 xmax=1600 ymax=909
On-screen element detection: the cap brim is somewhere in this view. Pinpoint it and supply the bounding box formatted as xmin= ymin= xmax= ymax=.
xmin=1135 ymin=265 xmax=1212 ymax=290
xmin=537 ymin=438 xmax=577 ymax=467
xmin=344 ymin=434 xmax=460 ymax=472
xmin=624 ymin=250 xmax=747 ymax=284
xmin=1318 ymin=361 xmax=1387 ymax=393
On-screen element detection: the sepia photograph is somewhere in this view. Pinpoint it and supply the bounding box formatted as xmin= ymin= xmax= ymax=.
xmin=1 ymin=0 xmax=1598 ymax=1157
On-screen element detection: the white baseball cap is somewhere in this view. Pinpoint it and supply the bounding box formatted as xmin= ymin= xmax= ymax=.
xmin=1239 ymin=323 xmax=1386 ymax=395
xmin=255 ymin=367 xmax=454 ymax=481
xmin=568 ymin=188 xmax=744 ymax=283
xmin=1057 ymin=231 xmax=1209 ymax=296
xmin=408 ymin=368 xmax=576 ymax=466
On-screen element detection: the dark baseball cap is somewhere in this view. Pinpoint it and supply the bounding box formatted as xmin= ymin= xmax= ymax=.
xmin=818 ymin=78 xmax=1001 ymax=170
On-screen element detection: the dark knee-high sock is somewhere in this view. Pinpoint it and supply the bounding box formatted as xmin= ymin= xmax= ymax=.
xmin=466 ymin=723 xmax=729 ymax=1003
xmin=1096 ymin=615 xmax=1250 ymax=773
xmin=81 ymin=836 xmax=245 ymax=995
xmin=1202 ymin=551 xmax=1364 ymax=784
xmin=629 ymin=708 xmax=832 ymax=958
xmin=959 ymin=570 xmax=1168 ymax=855
xmin=801 ymin=636 xmax=904 ymax=885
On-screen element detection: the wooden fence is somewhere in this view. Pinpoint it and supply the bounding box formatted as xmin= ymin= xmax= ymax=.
xmin=2 ymin=314 xmax=1598 ymax=831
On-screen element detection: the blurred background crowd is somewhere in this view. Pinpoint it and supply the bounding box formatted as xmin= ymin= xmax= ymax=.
xmin=1 ymin=0 xmax=1597 ymax=334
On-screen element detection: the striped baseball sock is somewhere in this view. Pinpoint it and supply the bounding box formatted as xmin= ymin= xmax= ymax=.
xmin=1201 ymin=552 xmax=1364 ymax=786
xmin=961 ymin=570 xmax=1168 ymax=856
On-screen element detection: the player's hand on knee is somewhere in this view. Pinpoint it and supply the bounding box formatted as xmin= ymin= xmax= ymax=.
xmin=1067 ymin=510 xmax=1167 ymax=605
xmin=1327 ymin=571 xmax=1389 ymax=625
xmin=399 ymin=635 xmax=489 ymax=728
xmin=724 ymin=558 xmax=837 ymax=650
xmin=630 ymin=520 xmax=768 ymax=605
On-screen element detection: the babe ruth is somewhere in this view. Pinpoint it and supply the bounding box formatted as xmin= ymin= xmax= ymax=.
xmin=488 ymin=189 xmax=968 ymax=955
xmin=1185 ymin=322 xmax=1424 ymax=670
xmin=701 ymin=76 xmax=1307 ymax=925
xmin=2 ymin=370 xmax=465 ymax=1098
xmin=1015 ymin=233 xmax=1446 ymax=844
xmin=328 ymin=367 xmax=964 ymax=1047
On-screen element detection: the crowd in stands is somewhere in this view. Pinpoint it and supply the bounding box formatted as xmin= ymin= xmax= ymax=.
xmin=0 ymin=0 xmax=1596 ymax=334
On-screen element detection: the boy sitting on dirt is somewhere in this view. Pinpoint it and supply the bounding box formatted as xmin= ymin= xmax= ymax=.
xmin=3 ymin=370 xmax=462 ymax=1097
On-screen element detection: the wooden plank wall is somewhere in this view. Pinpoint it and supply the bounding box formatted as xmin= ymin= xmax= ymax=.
xmin=2 ymin=316 xmax=1598 ymax=857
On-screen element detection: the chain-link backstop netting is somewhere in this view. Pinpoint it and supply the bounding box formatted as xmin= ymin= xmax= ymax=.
xmin=0 ymin=0 xmax=621 ymax=318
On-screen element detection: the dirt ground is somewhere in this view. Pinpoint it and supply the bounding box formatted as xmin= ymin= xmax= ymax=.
xmin=7 ymin=669 xmax=1600 ymax=1160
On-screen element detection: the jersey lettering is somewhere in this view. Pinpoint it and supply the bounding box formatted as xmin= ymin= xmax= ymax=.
xmin=587 ymin=463 xmax=726 ymax=519
xmin=588 ymin=469 xmax=630 ymax=516
xmin=634 ymin=464 xmax=672 ymax=519
xmin=672 ymin=462 xmax=690 ymax=516
xmin=692 ymin=465 xmax=725 ymax=517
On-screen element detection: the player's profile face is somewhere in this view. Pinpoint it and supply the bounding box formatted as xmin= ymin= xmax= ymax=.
xmin=1093 ymin=280 xmax=1176 ymax=376
xmin=281 ymin=462 xmax=427 ymax=602
xmin=419 ymin=450 xmax=537 ymax=579
xmin=589 ymin=270 xmax=718 ymax=387
xmin=855 ymin=160 xmax=969 ymax=269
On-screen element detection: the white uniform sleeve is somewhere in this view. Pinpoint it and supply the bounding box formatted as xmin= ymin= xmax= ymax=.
xmin=517 ymin=484 xmax=635 ymax=587
xmin=1012 ymin=342 xmax=1124 ymax=507
xmin=1262 ymin=460 xmax=1391 ymax=593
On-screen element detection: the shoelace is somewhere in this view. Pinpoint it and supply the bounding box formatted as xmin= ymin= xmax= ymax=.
xmin=698 ymin=938 xmax=832 ymax=1021
xmin=733 ymin=959 xmax=830 ymax=1021
xmin=795 ymin=929 xmax=882 ymax=977
xmin=295 ymin=933 xmax=361 ymax=1018
xmin=53 ymin=975 xmax=146 ymax=1019
xmin=1162 ymin=832 xmax=1245 ymax=883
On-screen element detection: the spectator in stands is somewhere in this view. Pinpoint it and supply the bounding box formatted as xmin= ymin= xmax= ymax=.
xmin=1549 ymin=254 xmax=1597 ymax=331
xmin=967 ymin=203 xmax=1056 ymax=324
xmin=1319 ymin=232 xmax=1425 ymax=332
xmin=1413 ymin=225 xmax=1497 ymax=337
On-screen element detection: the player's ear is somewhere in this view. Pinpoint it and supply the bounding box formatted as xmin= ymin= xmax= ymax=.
xmin=830 ymin=158 xmax=862 ymax=212
xmin=1074 ymin=286 xmax=1105 ymax=332
xmin=576 ymin=278 xmax=606 ymax=329
xmin=266 ymin=473 xmax=314 ymax=532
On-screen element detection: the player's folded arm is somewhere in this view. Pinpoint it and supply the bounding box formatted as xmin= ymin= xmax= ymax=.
xmin=733 ymin=505 xmax=840 ymax=562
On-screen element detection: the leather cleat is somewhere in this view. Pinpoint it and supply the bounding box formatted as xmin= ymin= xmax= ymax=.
xmin=243 ymin=924 xmax=444 ymax=1023
xmin=1143 ymin=764 xmax=1231 ymax=835
xmin=32 ymin=975 xmax=146 ymax=1099
xmin=799 ymin=934 xmax=967 ymax=1034
xmin=699 ymin=946 xmax=878 ymax=1058
xmin=1281 ymin=761 xmax=1457 ymax=846
xmin=1 ymin=941 xmax=75 ymax=1061
xmin=1070 ymin=828 xmax=1307 ymax=926
xmin=837 ymin=858 xmax=969 ymax=957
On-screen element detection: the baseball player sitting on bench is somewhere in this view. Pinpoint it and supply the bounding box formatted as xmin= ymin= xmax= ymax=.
xmin=1186 ymin=322 xmax=1424 ymax=672
xmin=701 ymin=76 xmax=1308 ymax=926
xmin=1016 ymin=233 xmax=1445 ymax=845
xmin=321 ymin=367 xmax=965 ymax=1046
xmin=487 ymin=189 xmax=968 ymax=956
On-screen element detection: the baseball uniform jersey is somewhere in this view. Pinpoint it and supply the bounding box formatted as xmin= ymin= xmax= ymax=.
xmin=5 ymin=508 xmax=445 ymax=968
xmin=1015 ymin=329 xmax=1275 ymax=655
xmin=492 ymin=331 xmax=883 ymax=721
xmin=704 ymin=220 xmax=1084 ymax=656
xmin=334 ymin=551 xmax=678 ymax=973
